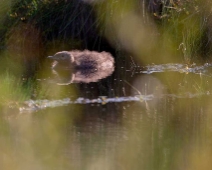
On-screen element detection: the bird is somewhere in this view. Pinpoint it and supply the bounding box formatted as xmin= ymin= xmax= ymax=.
xmin=47 ymin=50 xmax=114 ymax=70
xmin=47 ymin=50 xmax=115 ymax=84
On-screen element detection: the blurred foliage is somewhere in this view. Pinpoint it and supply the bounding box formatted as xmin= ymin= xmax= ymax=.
xmin=5 ymin=0 xmax=98 ymax=51
xmin=0 ymin=0 xmax=211 ymax=98
xmin=158 ymin=0 xmax=211 ymax=62
xmin=93 ymin=0 xmax=212 ymax=63
xmin=0 ymin=72 xmax=31 ymax=103
xmin=0 ymin=1 xmax=212 ymax=170
xmin=0 ymin=0 xmax=211 ymax=63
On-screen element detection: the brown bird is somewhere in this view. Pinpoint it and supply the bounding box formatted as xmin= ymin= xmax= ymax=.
xmin=48 ymin=50 xmax=115 ymax=84
xmin=48 ymin=50 xmax=114 ymax=70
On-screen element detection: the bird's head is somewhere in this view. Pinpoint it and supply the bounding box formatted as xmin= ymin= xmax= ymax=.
xmin=48 ymin=51 xmax=74 ymax=63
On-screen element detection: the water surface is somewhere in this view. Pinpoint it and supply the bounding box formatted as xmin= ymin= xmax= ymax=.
xmin=2 ymin=56 xmax=212 ymax=169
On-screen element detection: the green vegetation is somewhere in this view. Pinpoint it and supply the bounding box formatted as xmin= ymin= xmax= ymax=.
xmin=0 ymin=72 xmax=30 ymax=103
xmin=0 ymin=1 xmax=212 ymax=170
xmin=1 ymin=0 xmax=211 ymax=61
xmin=0 ymin=0 xmax=211 ymax=103
xmin=0 ymin=0 xmax=211 ymax=105
xmin=159 ymin=0 xmax=210 ymax=62
xmin=1 ymin=0 xmax=95 ymax=50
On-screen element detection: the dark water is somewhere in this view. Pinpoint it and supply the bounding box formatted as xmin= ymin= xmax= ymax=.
xmin=2 ymin=53 xmax=212 ymax=169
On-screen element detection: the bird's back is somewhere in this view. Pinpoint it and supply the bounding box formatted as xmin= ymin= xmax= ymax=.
xmin=71 ymin=50 xmax=114 ymax=70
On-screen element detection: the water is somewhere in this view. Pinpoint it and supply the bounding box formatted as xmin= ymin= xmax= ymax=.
xmin=2 ymin=58 xmax=212 ymax=169
xmin=20 ymin=62 xmax=212 ymax=111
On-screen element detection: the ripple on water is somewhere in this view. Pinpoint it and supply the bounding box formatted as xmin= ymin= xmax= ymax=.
xmin=139 ymin=63 xmax=212 ymax=75
xmin=15 ymin=63 xmax=212 ymax=112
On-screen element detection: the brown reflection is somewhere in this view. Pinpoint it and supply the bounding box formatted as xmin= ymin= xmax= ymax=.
xmin=48 ymin=50 xmax=115 ymax=84
xmin=64 ymin=103 xmax=126 ymax=169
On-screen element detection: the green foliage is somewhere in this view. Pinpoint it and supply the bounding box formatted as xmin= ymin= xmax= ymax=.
xmin=1 ymin=0 xmax=211 ymax=63
xmin=0 ymin=0 xmax=211 ymax=106
xmin=156 ymin=0 xmax=210 ymax=62
xmin=0 ymin=72 xmax=32 ymax=104
xmin=9 ymin=0 xmax=63 ymax=20
xmin=3 ymin=0 xmax=96 ymax=51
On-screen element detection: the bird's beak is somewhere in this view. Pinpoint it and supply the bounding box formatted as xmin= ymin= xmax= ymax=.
xmin=47 ymin=56 xmax=54 ymax=59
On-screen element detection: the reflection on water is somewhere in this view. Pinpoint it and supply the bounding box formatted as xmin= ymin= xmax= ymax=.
xmin=3 ymin=92 xmax=212 ymax=170
xmin=138 ymin=63 xmax=212 ymax=75
xmin=20 ymin=62 xmax=211 ymax=111
xmin=2 ymin=55 xmax=212 ymax=169
xmin=50 ymin=66 xmax=115 ymax=84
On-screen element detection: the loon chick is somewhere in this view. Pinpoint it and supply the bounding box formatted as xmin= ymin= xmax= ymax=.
xmin=48 ymin=50 xmax=114 ymax=70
